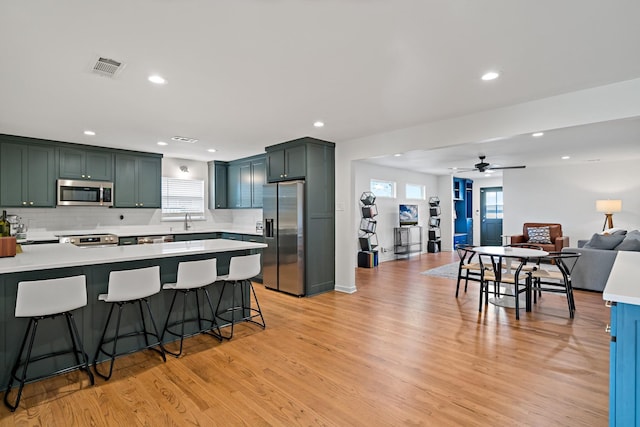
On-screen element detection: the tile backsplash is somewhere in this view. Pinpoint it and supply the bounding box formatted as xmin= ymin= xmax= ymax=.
xmin=2 ymin=207 xmax=263 ymax=233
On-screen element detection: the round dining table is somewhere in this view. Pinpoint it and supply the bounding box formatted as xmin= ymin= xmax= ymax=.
xmin=471 ymin=246 xmax=549 ymax=308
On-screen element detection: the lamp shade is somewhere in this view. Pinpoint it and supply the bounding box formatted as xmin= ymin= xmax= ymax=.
xmin=596 ymin=199 xmax=622 ymax=214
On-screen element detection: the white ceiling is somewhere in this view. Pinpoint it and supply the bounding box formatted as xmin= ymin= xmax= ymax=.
xmin=2 ymin=1 xmax=640 ymax=167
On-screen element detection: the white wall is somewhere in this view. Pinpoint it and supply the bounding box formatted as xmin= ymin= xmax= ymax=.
xmin=503 ymin=160 xmax=640 ymax=244
xmin=353 ymin=161 xmax=439 ymax=262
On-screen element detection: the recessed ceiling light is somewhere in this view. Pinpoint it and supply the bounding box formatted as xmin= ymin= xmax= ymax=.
xmin=481 ymin=71 xmax=500 ymax=81
xmin=486 ymin=170 xmax=495 ymax=174
xmin=484 ymin=173 xmax=492 ymax=177
xmin=207 ymin=149 xmax=217 ymax=153
xmin=84 ymin=130 xmax=96 ymax=136
xmin=157 ymin=141 xmax=168 ymax=146
xmin=561 ymin=156 xmax=570 ymax=160
xmin=313 ymin=121 xmax=324 ymax=128
xmin=532 ymin=132 xmax=544 ymax=137
xmin=148 ymin=75 xmax=167 ymax=85
xmin=393 ymin=153 xmax=402 ymax=157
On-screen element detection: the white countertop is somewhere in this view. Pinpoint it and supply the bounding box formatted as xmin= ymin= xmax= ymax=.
xmin=0 ymin=239 xmax=266 ymax=274
xmin=23 ymin=225 xmax=263 ymax=242
xmin=603 ymin=251 xmax=640 ymax=305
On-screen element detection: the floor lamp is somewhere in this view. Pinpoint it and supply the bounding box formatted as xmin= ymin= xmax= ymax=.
xmin=596 ymin=199 xmax=622 ymax=231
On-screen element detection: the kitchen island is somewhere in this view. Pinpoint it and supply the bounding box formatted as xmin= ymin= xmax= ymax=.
xmin=0 ymin=238 xmax=266 ymax=388
xmin=603 ymin=251 xmax=640 ymax=426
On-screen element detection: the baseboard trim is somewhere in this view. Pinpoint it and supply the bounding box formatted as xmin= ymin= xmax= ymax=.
xmin=334 ymin=284 xmax=357 ymax=294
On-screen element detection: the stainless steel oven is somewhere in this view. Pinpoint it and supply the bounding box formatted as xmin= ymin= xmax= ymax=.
xmin=57 ymin=179 xmax=113 ymax=207
xmin=58 ymin=233 xmax=118 ymax=248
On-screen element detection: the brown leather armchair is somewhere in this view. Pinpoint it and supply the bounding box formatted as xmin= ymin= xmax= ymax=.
xmin=510 ymin=223 xmax=569 ymax=252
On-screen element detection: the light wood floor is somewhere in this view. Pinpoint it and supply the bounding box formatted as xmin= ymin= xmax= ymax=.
xmin=0 ymin=252 xmax=610 ymax=426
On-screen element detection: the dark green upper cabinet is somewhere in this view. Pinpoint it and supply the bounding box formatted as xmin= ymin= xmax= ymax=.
xmin=266 ymin=144 xmax=306 ymax=182
xmin=114 ymin=153 xmax=161 ymax=208
xmin=59 ymin=147 xmax=113 ymax=181
xmin=0 ymin=140 xmax=56 ymax=207
xmin=208 ymin=161 xmax=228 ymax=209
xmin=226 ymin=155 xmax=265 ymax=209
xmin=251 ymin=157 xmax=265 ymax=208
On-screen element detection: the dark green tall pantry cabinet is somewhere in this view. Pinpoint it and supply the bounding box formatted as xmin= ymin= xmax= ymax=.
xmin=264 ymin=137 xmax=335 ymax=296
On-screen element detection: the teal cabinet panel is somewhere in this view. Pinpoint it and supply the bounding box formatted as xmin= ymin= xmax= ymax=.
xmin=137 ymin=156 xmax=161 ymax=208
xmin=266 ymin=145 xmax=305 ymax=182
xmin=209 ymin=161 xmax=228 ymax=209
xmin=227 ymin=155 xmax=265 ymax=208
xmin=114 ymin=155 xmax=137 ymax=207
xmin=227 ymin=163 xmax=240 ymax=208
xmin=59 ymin=147 xmax=113 ymax=181
xmin=85 ymin=150 xmax=113 ymax=181
xmin=0 ymin=142 xmax=55 ymax=207
xmin=251 ymin=158 xmax=265 ymax=208
xmin=609 ymin=302 xmax=640 ymax=426
xmin=221 ymin=232 xmax=242 ymax=241
xmin=239 ymin=162 xmax=252 ymax=208
xmin=114 ymin=154 xmax=161 ymax=208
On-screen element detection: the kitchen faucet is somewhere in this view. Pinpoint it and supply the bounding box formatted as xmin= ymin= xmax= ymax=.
xmin=184 ymin=213 xmax=192 ymax=231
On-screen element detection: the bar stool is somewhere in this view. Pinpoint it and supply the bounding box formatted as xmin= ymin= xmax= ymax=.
xmin=4 ymin=275 xmax=94 ymax=412
xmin=161 ymin=258 xmax=222 ymax=357
xmin=93 ymin=265 xmax=166 ymax=380
xmin=214 ymin=253 xmax=266 ymax=340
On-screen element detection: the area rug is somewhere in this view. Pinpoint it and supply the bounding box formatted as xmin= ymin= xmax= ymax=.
xmin=420 ymin=261 xmax=561 ymax=280
xmin=420 ymin=262 xmax=459 ymax=280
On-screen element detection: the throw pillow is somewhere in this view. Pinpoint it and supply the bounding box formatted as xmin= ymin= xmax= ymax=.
xmin=615 ymin=238 xmax=640 ymax=252
xmin=527 ymin=226 xmax=552 ymax=244
xmin=583 ymin=233 xmax=626 ymax=250
xmin=599 ymin=227 xmax=627 ymax=236
xmin=624 ymin=230 xmax=640 ymax=241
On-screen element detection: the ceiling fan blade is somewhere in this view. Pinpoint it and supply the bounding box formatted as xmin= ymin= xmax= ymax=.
xmin=487 ymin=165 xmax=526 ymax=170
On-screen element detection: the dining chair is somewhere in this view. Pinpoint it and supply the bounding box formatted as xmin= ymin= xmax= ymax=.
xmin=529 ymin=251 xmax=581 ymax=318
xmin=477 ymin=247 xmax=543 ymax=320
xmin=454 ymin=244 xmax=486 ymax=298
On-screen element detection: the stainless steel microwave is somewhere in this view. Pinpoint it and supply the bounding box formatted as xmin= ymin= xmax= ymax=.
xmin=57 ymin=179 xmax=113 ymax=207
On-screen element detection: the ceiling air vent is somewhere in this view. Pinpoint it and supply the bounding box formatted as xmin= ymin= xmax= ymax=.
xmin=171 ymin=136 xmax=199 ymax=144
xmin=90 ymin=56 xmax=125 ymax=78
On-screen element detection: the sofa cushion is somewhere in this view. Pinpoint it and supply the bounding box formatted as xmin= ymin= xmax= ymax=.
xmin=527 ymin=226 xmax=551 ymax=244
xmin=583 ymin=233 xmax=625 ymax=250
xmin=615 ymin=238 xmax=640 ymax=252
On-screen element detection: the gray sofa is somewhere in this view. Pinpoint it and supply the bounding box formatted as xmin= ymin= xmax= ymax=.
xmin=562 ymin=242 xmax=617 ymax=292
xmin=562 ymin=230 xmax=640 ymax=292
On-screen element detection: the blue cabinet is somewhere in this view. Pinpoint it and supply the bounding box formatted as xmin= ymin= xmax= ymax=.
xmin=453 ymin=177 xmax=473 ymax=246
xmin=608 ymin=301 xmax=640 ymax=425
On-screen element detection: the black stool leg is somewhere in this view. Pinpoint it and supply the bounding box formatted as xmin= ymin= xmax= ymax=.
xmin=142 ymin=299 xmax=166 ymax=361
xmin=203 ymin=288 xmax=223 ymax=341
xmin=94 ymin=303 xmax=124 ymax=380
xmin=4 ymin=318 xmax=38 ymax=412
xmin=247 ymin=281 xmax=266 ymax=329
xmin=65 ymin=312 xmax=94 ymax=385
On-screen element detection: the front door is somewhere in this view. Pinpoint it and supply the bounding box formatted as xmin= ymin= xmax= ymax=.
xmin=480 ymin=187 xmax=503 ymax=246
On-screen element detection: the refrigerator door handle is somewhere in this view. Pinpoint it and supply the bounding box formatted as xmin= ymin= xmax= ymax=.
xmin=265 ymin=218 xmax=274 ymax=238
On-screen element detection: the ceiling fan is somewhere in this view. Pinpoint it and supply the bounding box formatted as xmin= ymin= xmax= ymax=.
xmin=456 ymin=155 xmax=526 ymax=173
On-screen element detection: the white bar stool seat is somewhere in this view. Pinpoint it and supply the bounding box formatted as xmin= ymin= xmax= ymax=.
xmin=161 ymin=258 xmax=222 ymax=357
xmin=214 ymin=253 xmax=266 ymax=340
xmin=93 ymin=265 xmax=166 ymax=380
xmin=4 ymin=275 xmax=94 ymax=412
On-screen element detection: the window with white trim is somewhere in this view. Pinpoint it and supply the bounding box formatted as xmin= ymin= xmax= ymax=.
xmin=161 ymin=177 xmax=205 ymax=220
xmin=406 ymin=183 xmax=425 ymax=200
xmin=370 ymin=179 xmax=396 ymax=198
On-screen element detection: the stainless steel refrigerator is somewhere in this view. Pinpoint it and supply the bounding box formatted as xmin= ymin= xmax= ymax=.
xmin=263 ymin=181 xmax=305 ymax=296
